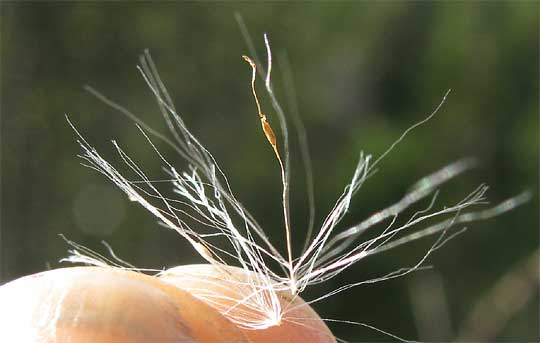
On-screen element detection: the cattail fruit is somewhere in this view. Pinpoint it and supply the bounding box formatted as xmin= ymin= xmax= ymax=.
xmin=3 ymin=32 xmax=526 ymax=343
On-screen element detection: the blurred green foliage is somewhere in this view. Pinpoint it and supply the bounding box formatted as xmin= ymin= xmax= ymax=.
xmin=1 ymin=2 xmax=538 ymax=341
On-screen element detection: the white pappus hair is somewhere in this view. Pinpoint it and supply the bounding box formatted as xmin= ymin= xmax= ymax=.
xmin=65 ymin=31 xmax=530 ymax=336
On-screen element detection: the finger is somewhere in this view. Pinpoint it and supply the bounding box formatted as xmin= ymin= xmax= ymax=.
xmin=0 ymin=267 xmax=250 ymax=343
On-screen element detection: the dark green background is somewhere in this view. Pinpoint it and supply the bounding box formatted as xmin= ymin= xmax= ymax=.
xmin=1 ymin=2 xmax=538 ymax=342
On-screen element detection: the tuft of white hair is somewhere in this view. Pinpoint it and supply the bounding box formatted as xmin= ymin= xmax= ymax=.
xmin=66 ymin=35 xmax=530 ymax=332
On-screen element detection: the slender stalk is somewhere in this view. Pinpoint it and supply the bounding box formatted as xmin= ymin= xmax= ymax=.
xmin=242 ymin=55 xmax=295 ymax=294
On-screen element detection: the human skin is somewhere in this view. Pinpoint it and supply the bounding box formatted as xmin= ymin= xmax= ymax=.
xmin=0 ymin=266 xmax=335 ymax=343
xmin=160 ymin=264 xmax=336 ymax=343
